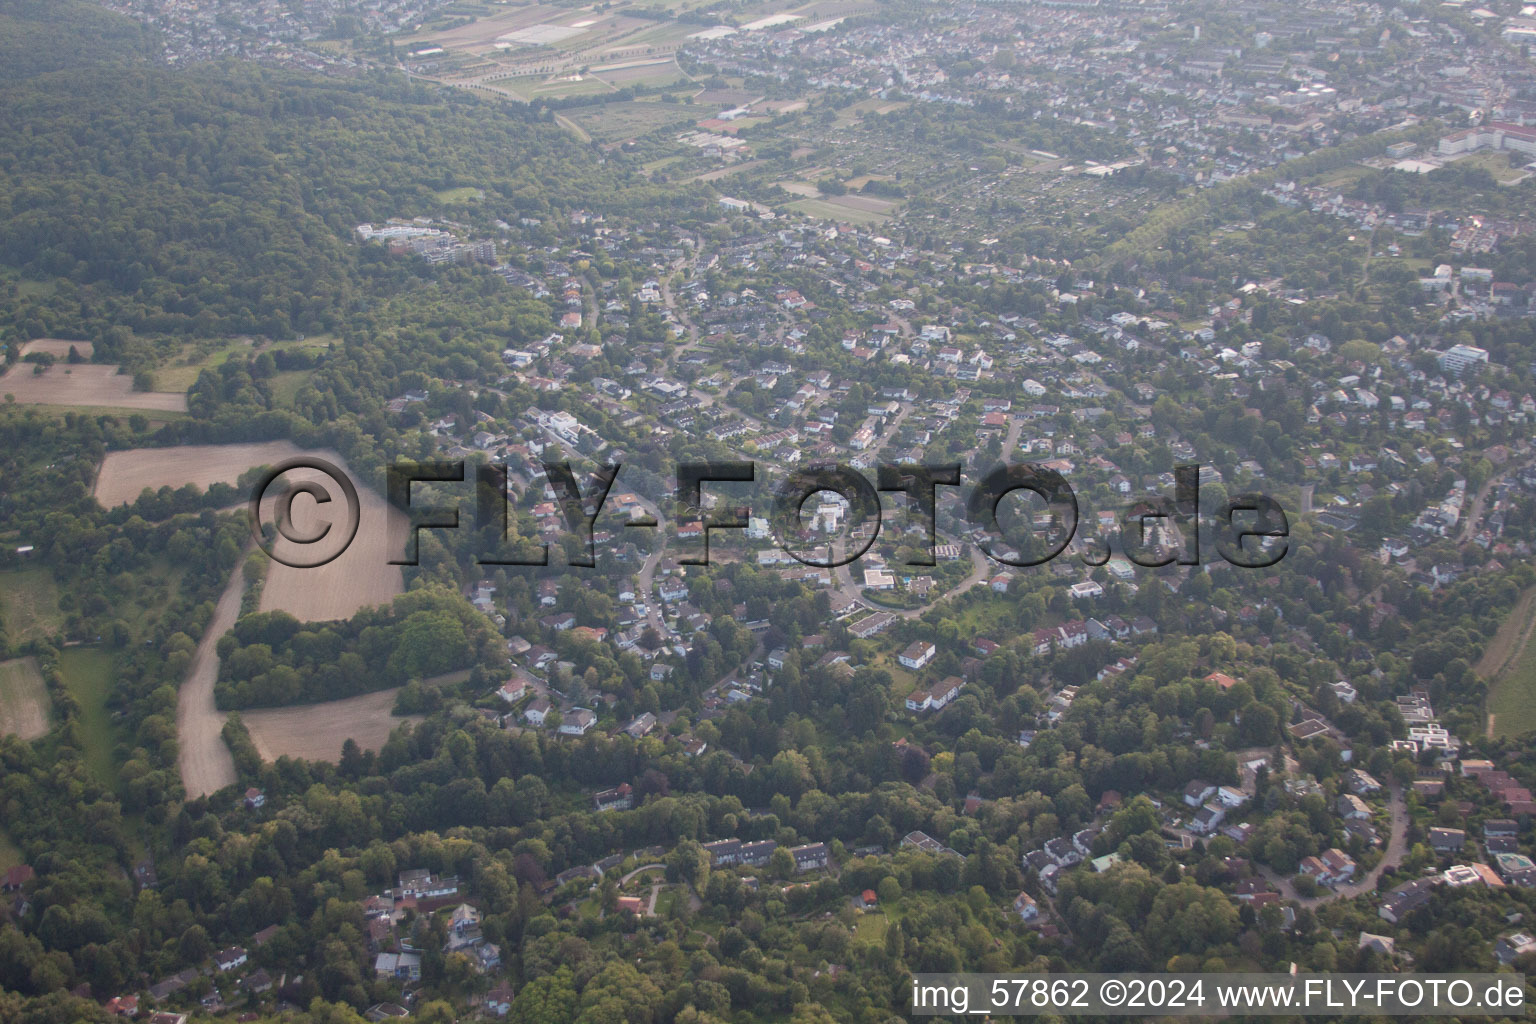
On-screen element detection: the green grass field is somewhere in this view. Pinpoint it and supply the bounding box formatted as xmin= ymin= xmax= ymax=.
xmin=1451 ymin=150 xmax=1527 ymax=184
xmin=267 ymin=369 xmax=314 ymax=408
xmin=59 ymin=647 xmax=120 ymax=788
xmin=156 ymin=335 xmax=331 ymax=393
xmin=786 ymin=197 xmax=892 ymax=224
xmin=870 ymin=653 xmax=916 ymax=699
xmin=155 ymin=338 xmax=254 ymax=391
xmin=853 ymin=910 xmax=888 ymax=942
xmin=434 ymin=186 xmax=484 ymax=203
xmin=528 ymin=76 xmax=613 ymax=99
xmin=1315 ymin=164 xmax=1372 ymax=188
xmin=567 ymin=100 xmax=695 ymax=141
xmin=0 ymin=566 xmax=64 ymax=642
xmin=1490 ymin=628 xmax=1536 ymax=739
xmin=1482 ymin=588 xmax=1536 ymax=740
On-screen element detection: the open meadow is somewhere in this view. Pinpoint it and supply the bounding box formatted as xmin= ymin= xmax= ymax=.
xmin=0 ymin=656 xmax=49 ymax=741
xmin=1481 ymin=587 xmax=1536 ymax=739
xmin=58 ymin=647 xmax=120 ymax=787
xmin=0 ymin=566 xmax=64 ymax=643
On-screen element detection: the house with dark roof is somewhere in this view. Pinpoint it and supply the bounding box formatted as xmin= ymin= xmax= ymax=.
xmin=789 ymin=842 xmax=830 ymax=873
xmin=1379 ymin=878 xmax=1436 ymax=923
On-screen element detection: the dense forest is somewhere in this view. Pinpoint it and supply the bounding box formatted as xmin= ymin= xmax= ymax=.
xmin=214 ymin=590 xmax=497 ymax=709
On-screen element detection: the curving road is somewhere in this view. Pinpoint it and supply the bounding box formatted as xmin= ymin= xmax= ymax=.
xmin=1253 ymin=782 xmax=1407 ymax=907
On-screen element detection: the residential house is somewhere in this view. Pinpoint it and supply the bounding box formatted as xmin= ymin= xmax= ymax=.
xmin=559 ymin=708 xmax=597 ymax=735
xmin=214 ymin=947 xmax=248 ymax=972
xmin=1495 ymin=933 xmax=1536 ymax=965
xmin=1183 ymin=780 xmax=1217 ymax=808
xmin=1429 ymin=827 xmax=1467 ymax=853
xmin=374 ymin=952 xmax=422 ymax=981
xmin=790 ymin=843 xmax=830 ymax=873
xmin=898 ymin=641 xmax=936 ymax=670
xmin=1013 ymin=891 xmax=1039 ymax=921
xmin=594 ymin=784 xmax=634 ymax=812
xmin=1300 ymin=848 xmax=1356 ymax=887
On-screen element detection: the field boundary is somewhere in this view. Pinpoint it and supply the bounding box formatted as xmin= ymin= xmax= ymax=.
xmin=1481 ymin=587 xmax=1536 ymax=739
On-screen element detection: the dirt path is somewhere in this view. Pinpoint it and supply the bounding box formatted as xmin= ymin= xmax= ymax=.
xmin=177 ymin=567 xmax=246 ymax=798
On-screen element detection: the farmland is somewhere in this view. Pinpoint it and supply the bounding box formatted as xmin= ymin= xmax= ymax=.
xmin=242 ymin=688 xmax=422 ymax=763
xmin=254 ymin=455 xmax=405 ymax=623
xmin=95 ymin=441 xmax=404 ymax=623
xmin=0 ymin=656 xmax=50 ymax=741
xmin=565 ymin=99 xmax=696 ymax=142
xmin=0 ymin=360 xmax=188 ymax=413
xmin=93 ymin=440 xmax=307 ymax=506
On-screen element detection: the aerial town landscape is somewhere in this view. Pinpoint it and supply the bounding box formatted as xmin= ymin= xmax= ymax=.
xmin=3 ymin=0 xmax=1536 ymax=1020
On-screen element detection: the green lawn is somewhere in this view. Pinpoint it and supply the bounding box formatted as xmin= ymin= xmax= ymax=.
xmin=434 ymin=186 xmax=484 ymax=203
xmin=1451 ymin=150 xmax=1527 ymax=184
xmin=786 ymin=197 xmax=891 ymax=225
xmin=871 ymin=653 xmax=916 ymax=699
xmin=853 ymin=910 xmax=888 ymax=942
xmin=267 ymin=369 xmax=314 ymax=408
xmin=155 ymin=338 xmax=254 ymax=391
xmin=1315 ymin=164 xmax=1372 ymax=188
xmin=58 ymin=647 xmax=120 ymax=788
xmin=530 ymin=77 xmax=612 ymax=99
xmin=0 ymin=566 xmax=64 ymax=642
xmin=15 ymin=403 xmax=188 ymax=422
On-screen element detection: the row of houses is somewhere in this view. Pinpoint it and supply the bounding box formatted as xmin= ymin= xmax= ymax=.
xmin=700 ymin=839 xmax=831 ymax=873
xmin=1031 ymin=614 xmax=1158 ymax=654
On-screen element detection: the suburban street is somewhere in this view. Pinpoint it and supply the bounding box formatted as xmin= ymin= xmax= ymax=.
xmin=1253 ymin=782 xmax=1408 ymax=908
